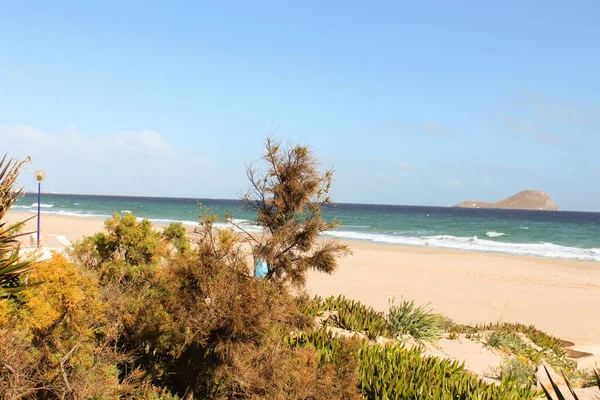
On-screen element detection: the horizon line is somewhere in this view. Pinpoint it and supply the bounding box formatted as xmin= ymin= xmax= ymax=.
xmin=25 ymin=190 xmax=453 ymax=209
xmin=22 ymin=191 xmax=593 ymax=213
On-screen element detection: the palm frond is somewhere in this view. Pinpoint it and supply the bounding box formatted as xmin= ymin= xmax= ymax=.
xmin=0 ymin=154 xmax=36 ymax=295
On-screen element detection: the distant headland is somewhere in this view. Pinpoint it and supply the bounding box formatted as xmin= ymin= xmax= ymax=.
xmin=454 ymin=190 xmax=559 ymax=211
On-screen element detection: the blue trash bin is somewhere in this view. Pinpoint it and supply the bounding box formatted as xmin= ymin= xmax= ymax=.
xmin=254 ymin=257 xmax=268 ymax=278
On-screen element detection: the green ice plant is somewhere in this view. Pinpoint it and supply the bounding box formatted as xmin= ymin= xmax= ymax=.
xmin=357 ymin=342 xmax=538 ymax=399
xmin=286 ymin=328 xmax=537 ymax=399
xmin=330 ymin=296 xmax=390 ymax=339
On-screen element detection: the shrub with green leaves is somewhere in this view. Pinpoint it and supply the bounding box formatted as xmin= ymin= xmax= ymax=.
xmin=72 ymin=212 xmax=162 ymax=283
xmin=387 ymin=299 xmax=443 ymax=342
xmin=488 ymin=356 xmax=537 ymax=387
xmin=162 ymin=222 xmax=190 ymax=254
xmin=480 ymin=325 xmax=576 ymax=379
xmin=485 ymin=331 xmax=526 ymax=353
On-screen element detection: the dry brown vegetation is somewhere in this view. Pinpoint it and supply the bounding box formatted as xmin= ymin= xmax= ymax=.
xmin=234 ymin=137 xmax=350 ymax=287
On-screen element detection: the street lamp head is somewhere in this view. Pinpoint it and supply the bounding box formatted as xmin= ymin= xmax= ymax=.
xmin=34 ymin=169 xmax=46 ymax=183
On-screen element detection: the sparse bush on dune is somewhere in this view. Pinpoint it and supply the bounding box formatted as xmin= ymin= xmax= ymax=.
xmin=487 ymin=356 xmax=537 ymax=387
xmin=387 ymin=299 xmax=444 ymax=342
xmin=162 ymin=222 xmax=190 ymax=254
xmin=234 ymin=137 xmax=350 ymax=288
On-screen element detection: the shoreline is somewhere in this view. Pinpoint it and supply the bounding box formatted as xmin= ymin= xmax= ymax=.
xmin=7 ymin=211 xmax=600 ymax=345
xmin=10 ymin=209 xmax=600 ymax=263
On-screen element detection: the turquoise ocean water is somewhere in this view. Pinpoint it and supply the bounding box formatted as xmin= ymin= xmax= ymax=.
xmin=14 ymin=193 xmax=600 ymax=262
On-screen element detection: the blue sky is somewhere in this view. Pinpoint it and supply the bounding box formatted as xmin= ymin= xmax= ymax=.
xmin=1 ymin=1 xmax=599 ymax=211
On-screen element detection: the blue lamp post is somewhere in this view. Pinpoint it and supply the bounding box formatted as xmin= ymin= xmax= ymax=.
xmin=34 ymin=169 xmax=46 ymax=247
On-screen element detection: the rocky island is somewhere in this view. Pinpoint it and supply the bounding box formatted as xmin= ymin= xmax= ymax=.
xmin=454 ymin=190 xmax=559 ymax=211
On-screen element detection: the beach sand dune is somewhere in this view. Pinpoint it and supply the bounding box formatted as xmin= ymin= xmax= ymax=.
xmin=306 ymin=241 xmax=600 ymax=345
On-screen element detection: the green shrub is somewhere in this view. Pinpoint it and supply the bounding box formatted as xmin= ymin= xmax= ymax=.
xmin=482 ymin=325 xmax=575 ymax=376
xmin=72 ymin=212 xmax=162 ymax=284
xmin=488 ymin=356 xmax=537 ymax=386
xmin=387 ymin=299 xmax=443 ymax=342
xmin=485 ymin=331 xmax=526 ymax=353
xmin=162 ymin=222 xmax=190 ymax=254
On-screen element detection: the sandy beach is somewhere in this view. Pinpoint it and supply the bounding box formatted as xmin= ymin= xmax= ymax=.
xmin=9 ymin=211 xmax=600 ymax=345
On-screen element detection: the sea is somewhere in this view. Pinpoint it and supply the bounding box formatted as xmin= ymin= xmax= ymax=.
xmin=13 ymin=193 xmax=600 ymax=262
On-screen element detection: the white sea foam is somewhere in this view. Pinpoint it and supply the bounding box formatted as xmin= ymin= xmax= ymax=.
xmin=28 ymin=209 xmax=111 ymax=219
xmin=324 ymin=231 xmax=600 ymax=262
xmin=13 ymin=203 xmax=54 ymax=209
xmin=11 ymin=205 xmax=32 ymax=210
xmin=486 ymin=231 xmax=506 ymax=238
xmin=53 ymin=210 xmax=110 ymax=218
xmin=31 ymin=203 xmax=54 ymax=208
xmin=74 ymin=203 xmax=82 ymax=206
xmin=121 ymin=209 xmax=132 ymax=213
xmin=145 ymin=217 xmax=198 ymax=226
xmin=519 ymin=227 xmax=529 ymax=230
xmin=144 ymin=218 xmax=264 ymax=233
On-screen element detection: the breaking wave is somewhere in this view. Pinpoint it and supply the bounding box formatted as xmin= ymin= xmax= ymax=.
xmin=486 ymin=231 xmax=506 ymax=238
xmin=324 ymin=231 xmax=600 ymax=262
xmin=13 ymin=203 xmax=54 ymax=209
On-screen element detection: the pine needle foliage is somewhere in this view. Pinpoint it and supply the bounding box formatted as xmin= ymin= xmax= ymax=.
xmin=235 ymin=137 xmax=350 ymax=287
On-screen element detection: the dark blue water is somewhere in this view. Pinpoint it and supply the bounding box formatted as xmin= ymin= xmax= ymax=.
xmin=13 ymin=193 xmax=600 ymax=261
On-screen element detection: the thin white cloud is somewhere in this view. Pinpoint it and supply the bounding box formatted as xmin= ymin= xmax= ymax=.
xmin=396 ymin=162 xmax=414 ymax=171
xmin=384 ymin=120 xmax=451 ymax=136
xmin=0 ymin=125 xmax=174 ymax=161
xmin=412 ymin=120 xmax=449 ymax=136
xmin=504 ymin=119 xmax=563 ymax=146
xmin=0 ymin=125 xmax=212 ymax=196
xmin=444 ymin=177 xmax=462 ymax=186
xmin=523 ymin=91 xmax=600 ymax=130
xmin=492 ymin=91 xmax=600 ymax=147
xmin=375 ymin=172 xmax=389 ymax=181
